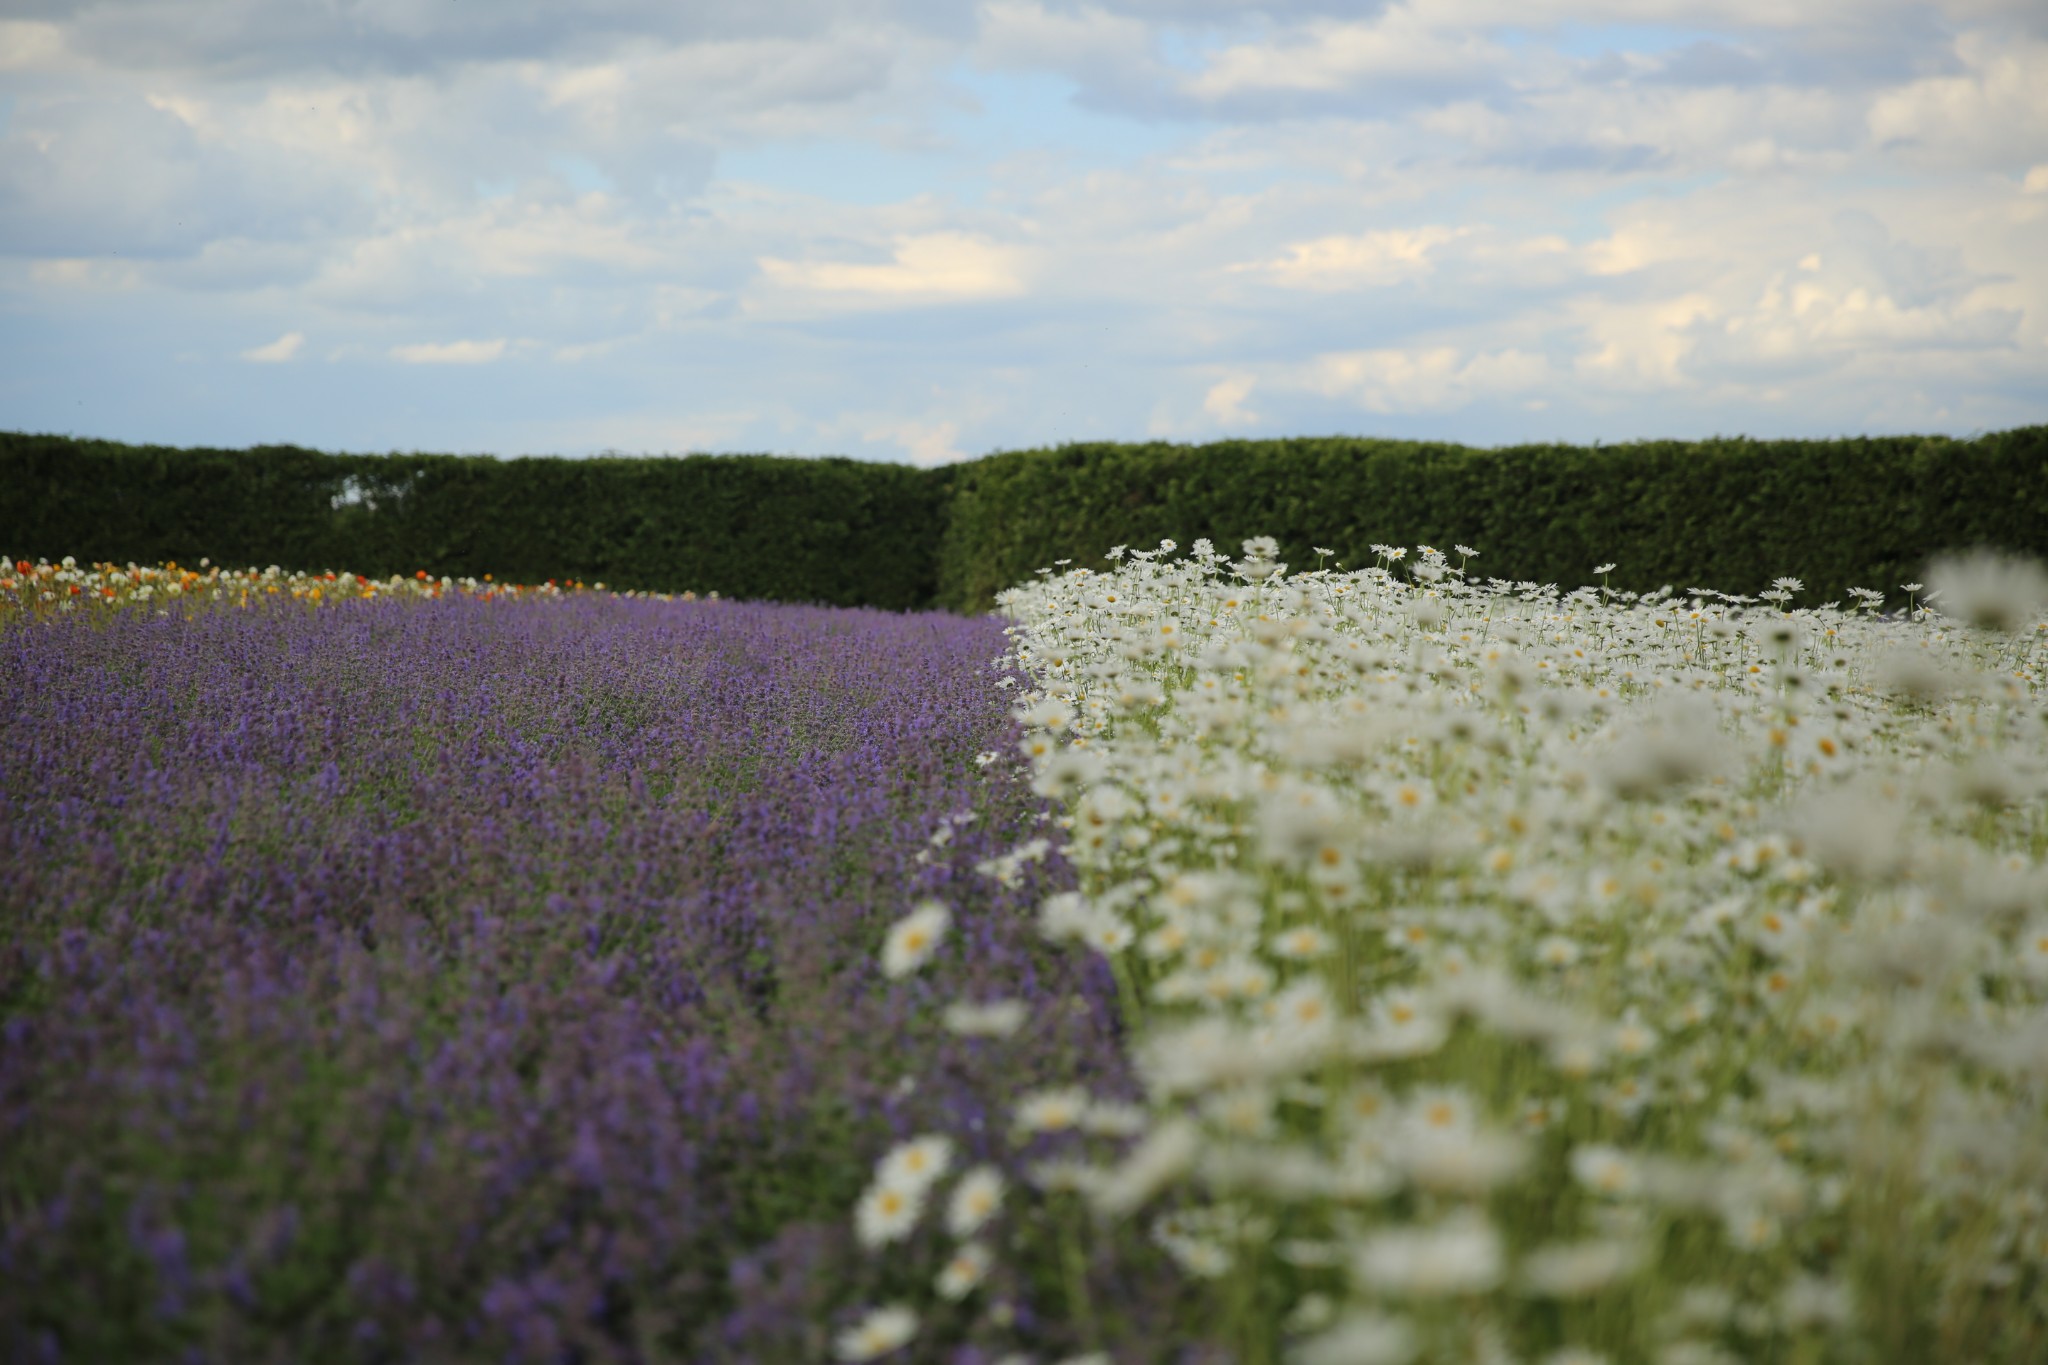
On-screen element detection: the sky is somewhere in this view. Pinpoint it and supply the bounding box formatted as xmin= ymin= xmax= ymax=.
xmin=2 ymin=1 xmax=2045 ymax=465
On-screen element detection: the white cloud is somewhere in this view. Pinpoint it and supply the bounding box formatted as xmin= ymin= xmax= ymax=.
xmin=1868 ymin=33 xmax=2048 ymax=168
xmin=1417 ymin=79 xmax=1864 ymax=181
xmin=535 ymin=62 xmax=633 ymax=115
xmin=648 ymin=285 xmax=727 ymax=329
xmin=865 ymin=418 xmax=970 ymax=466
xmin=757 ymin=232 xmax=1028 ymax=301
xmin=28 ymin=257 xmax=141 ymax=289
xmin=525 ymin=33 xmax=922 ymax=142
xmin=389 ymin=338 xmax=508 ymax=364
xmin=300 ymin=196 xmax=682 ymax=317
xmin=1563 ymin=195 xmax=2026 ymax=395
xmin=1184 ymin=12 xmax=1505 ymax=101
xmin=2 ymin=1 xmax=2042 ymax=456
xmin=1202 ymin=375 xmax=1260 ymax=426
xmin=1569 ymin=291 xmax=1723 ymax=389
xmin=1397 ymin=0 xmax=1940 ymax=31
xmin=1228 ymin=226 xmax=1464 ymax=289
xmin=459 ymin=201 xmax=670 ymax=278
xmin=0 ymin=85 xmax=372 ymax=259
xmin=974 ymin=1 xmax=1161 ymax=85
xmin=809 ymin=409 xmax=980 ymax=465
xmin=1298 ymin=346 xmax=1552 ymax=413
xmin=0 ymin=21 xmax=66 ymax=71
xmin=241 ymin=331 xmax=304 ymax=362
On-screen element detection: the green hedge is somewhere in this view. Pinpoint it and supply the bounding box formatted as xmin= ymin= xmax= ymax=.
xmin=5 ymin=428 xmax=2044 ymax=615
xmin=931 ymin=429 xmax=2048 ymax=612
xmin=0 ymin=434 xmax=951 ymax=611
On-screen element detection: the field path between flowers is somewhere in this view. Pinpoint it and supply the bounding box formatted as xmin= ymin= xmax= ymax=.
xmin=0 ymin=594 xmax=1202 ymax=1363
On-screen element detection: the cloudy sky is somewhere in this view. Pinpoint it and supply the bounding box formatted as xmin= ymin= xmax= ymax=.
xmin=3 ymin=1 xmax=2044 ymax=464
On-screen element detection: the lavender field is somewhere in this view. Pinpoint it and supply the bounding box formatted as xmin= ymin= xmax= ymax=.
xmin=0 ymin=592 xmax=1198 ymax=1362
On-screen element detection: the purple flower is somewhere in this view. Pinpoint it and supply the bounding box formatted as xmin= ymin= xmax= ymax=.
xmin=0 ymin=594 xmax=1195 ymax=1361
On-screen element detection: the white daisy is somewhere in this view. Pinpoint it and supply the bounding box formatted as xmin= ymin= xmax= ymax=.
xmin=833 ymin=1304 xmax=917 ymax=1361
xmin=854 ymin=1179 xmax=927 ymax=1248
xmin=1014 ymin=1086 xmax=1089 ymax=1134
xmin=1353 ymin=1211 xmax=1505 ymax=1296
xmin=877 ymin=1134 xmax=953 ymax=1194
xmin=942 ymin=998 xmax=1029 ymax=1037
xmin=881 ymin=900 xmax=950 ymax=978
xmin=935 ymin=1241 xmax=994 ymax=1300
xmin=947 ymin=1164 xmax=1007 ymax=1237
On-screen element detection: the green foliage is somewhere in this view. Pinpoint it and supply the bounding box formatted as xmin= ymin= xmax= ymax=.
xmin=931 ymin=428 xmax=2048 ymax=612
xmin=0 ymin=433 xmax=950 ymax=610
xmin=7 ymin=427 xmax=2045 ymax=615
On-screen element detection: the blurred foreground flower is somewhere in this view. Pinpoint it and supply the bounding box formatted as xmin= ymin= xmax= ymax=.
xmin=882 ymin=899 xmax=951 ymax=977
xmin=835 ymin=1304 xmax=918 ymax=1361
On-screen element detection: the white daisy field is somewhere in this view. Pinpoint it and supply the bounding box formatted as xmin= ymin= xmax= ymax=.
xmin=856 ymin=538 xmax=2048 ymax=1365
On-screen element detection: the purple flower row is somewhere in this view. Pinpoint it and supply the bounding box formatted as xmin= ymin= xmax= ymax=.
xmin=0 ymin=595 xmax=1200 ymax=1363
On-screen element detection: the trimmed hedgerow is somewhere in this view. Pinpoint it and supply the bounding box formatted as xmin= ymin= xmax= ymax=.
xmin=0 ymin=433 xmax=951 ymax=611
xmin=6 ymin=426 xmax=2045 ymax=616
xmin=930 ymin=427 xmax=2048 ymax=613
